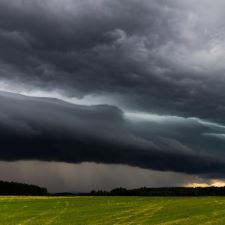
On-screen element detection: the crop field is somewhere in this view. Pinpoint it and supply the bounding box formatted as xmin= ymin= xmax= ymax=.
xmin=0 ymin=196 xmax=225 ymax=225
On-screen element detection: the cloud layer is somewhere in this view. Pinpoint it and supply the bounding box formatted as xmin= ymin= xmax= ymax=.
xmin=1 ymin=0 xmax=225 ymax=122
xmin=0 ymin=91 xmax=225 ymax=179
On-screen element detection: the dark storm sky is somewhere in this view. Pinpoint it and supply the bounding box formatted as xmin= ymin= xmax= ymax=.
xmin=1 ymin=0 xmax=225 ymax=189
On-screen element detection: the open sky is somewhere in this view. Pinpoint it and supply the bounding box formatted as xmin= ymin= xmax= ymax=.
xmin=1 ymin=0 xmax=225 ymax=192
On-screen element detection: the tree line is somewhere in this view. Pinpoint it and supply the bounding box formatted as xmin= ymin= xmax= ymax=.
xmin=2 ymin=180 xmax=225 ymax=196
xmin=0 ymin=181 xmax=48 ymax=196
xmin=87 ymin=187 xmax=225 ymax=196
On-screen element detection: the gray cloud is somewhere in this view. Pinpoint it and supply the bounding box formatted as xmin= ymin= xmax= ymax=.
xmin=0 ymin=91 xmax=225 ymax=178
xmin=1 ymin=0 xmax=225 ymax=122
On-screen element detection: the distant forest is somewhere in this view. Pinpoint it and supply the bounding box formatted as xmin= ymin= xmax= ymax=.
xmin=2 ymin=181 xmax=225 ymax=196
xmin=86 ymin=187 xmax=225 ymax=196
xmin=0 ymin=181 xmax=48 ymax=196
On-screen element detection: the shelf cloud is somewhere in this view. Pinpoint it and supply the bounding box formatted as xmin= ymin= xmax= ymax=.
xmin=0 ymin=91 xmax=225 ymax=179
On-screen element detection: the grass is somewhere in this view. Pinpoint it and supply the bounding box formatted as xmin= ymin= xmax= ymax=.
xmin=0 ymin=196 xmax=225 ymax=224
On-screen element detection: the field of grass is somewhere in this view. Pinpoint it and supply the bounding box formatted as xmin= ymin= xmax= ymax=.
xmin=0 ymin=196 xmax=225 ymax=224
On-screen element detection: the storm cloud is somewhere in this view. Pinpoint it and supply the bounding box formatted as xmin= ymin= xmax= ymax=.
xmin=0 ymin=0 xmax=225 ymax=187
xmin=0 ymin=91 xmax=225 ymax=179
xmin=1 ymin=0 xmax=225 ymax=122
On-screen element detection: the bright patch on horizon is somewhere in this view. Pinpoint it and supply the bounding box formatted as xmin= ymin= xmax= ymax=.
xmin=185 ymin=179 xmax=225 ymax=188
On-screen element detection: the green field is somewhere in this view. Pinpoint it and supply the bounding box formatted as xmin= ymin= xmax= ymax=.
xmin=0 ymin=196 xmax=225 ymax=225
